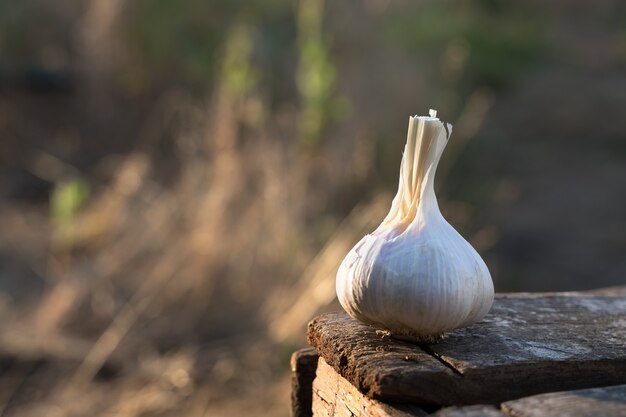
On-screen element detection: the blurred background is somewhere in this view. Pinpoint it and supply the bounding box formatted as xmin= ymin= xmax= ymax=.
xmin=0 ymin=0 xmax=625 ymax=415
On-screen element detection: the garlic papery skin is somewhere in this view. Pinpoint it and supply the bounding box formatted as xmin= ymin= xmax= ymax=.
xmin=336 ymin=111 xmax=494 ymax=341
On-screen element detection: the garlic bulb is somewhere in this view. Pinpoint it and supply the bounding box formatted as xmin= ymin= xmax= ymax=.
xmin=336 ymin=110 xmax=494 ymax=342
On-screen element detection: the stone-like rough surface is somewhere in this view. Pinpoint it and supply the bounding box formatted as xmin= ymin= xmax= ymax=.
xmin=502 ymin=384 xmax=626 ymax=417
xmin=307 ymin=288 xmax=626 ymax=405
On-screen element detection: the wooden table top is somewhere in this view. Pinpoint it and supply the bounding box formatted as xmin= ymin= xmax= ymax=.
xmin=306 ymin=286 xmax=626 ymax=406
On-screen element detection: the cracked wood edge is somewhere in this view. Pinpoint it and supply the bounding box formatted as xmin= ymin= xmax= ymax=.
xmin=313 ymin=357 xmax=428 ymax=417
xmin=307 ymin=312 xmax=461 ymax=404
xmin=312 ymin=359 xmax=626 ymax=417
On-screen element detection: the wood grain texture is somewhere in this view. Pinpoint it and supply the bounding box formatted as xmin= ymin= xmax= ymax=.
xmin=432 ymin=405 xmax=508 ymax=417
xmin=310 ymin=356 xmax=626 ymax=417
xmin=292 ymin=348 xmax=319 ymax=417
xmin=308 ymin=311 xmax=457 ymax=405
xmin=312 ymin=357 xmax=427 ymax=417
xmin=502 ymin=384 xmax=626 ymax=417
xmin=307 ymin=288 xmax=626 ymax=405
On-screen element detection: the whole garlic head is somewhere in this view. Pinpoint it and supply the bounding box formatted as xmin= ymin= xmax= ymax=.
xmin=336 ymin=111 xmax=494 ymax=341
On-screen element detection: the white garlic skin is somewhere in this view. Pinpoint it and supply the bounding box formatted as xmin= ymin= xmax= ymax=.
xmin=336 ymin=114 xmax=494 ymax=338
xmin=336 ymin=208 xmax=494 ymax=336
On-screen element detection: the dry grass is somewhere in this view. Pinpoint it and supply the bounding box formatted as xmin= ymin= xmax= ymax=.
xmin=0 ymin=78 xmax=492 ymax=416
xmin=2 ymin=1 xmax=626 ymax=416
xmin=0 ymin=30 xmax=377 ymax=413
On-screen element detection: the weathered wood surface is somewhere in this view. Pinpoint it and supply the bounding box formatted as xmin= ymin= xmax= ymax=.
xmin=292 ymin=348 xmax=319 ymax=417
xmin=313 ymin=357 xmax=428 ymax=417
xmin=311 ymin=357 xmax=626 ymax=416
xmin=431 ymin=406 xmax=507 ymax=417
xmin=307 ymin=288 xmax=626 ymax=405
xmin=502 ymin=384 xmax=626 ymax=417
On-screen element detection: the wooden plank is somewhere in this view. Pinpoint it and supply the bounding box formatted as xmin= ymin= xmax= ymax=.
xmin=310 ymin=357 xmax=626 ymax=417
xmin=502 ymin=384 xmax=626 ymax=417
xmin=307 ymin=287 xmax=626 ymax=405
xmin=312 ymin=359 xmax=510 ymax=416
xmin=432 ymin=405 xmax=508 ymax=417
xmin=307 ymin=312 xmax=459 ymax=405
xmin=584 ymin=285 xmax=626 ymax=296
xmin=312 ymin=357 xmax=427 ymax=417
xmin=292 ymin=348 xmax=319 ymax=417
